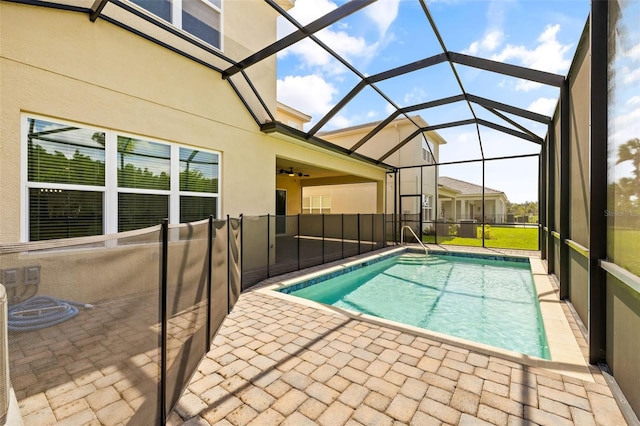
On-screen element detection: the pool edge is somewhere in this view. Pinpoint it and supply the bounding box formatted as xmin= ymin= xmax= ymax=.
xmin=254 ymin=246 xmax=593 ymax=383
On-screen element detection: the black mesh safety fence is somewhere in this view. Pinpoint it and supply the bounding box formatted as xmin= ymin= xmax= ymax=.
xmin=299 ymin=215 xmax=323 ymax=270
xmin=0 ymin=216 xmax=242 ymax=424
xmin=343 ymin=214 xmax=361 ymax=258
xmin=0 ymin=213 xmax=396 ymax=422
xmin=165 ymin=220 xmax=210 ymax=416
xmin=323 ymin=214 xmax=344 ymax=263
xmin=1 ymin=227 xmax=164 ymax=424
xmin=228 ymin=217 xmax=242 ymax=309
xmin=240 ymin=215 xmax=269 ymax=290
xmin=240 ymin=214 xmax=389 ymax=288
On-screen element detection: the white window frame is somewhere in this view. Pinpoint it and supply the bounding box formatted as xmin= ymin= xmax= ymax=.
xmin=128 ymin=0 xmax=224 ymax=51
xmin=302 ymin=195 xmax=331 ymax=214
xmin=22 ymin=114 xmax=221 ymax=242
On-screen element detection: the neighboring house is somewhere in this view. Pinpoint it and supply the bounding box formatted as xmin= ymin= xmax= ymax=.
xmin=316 ymin=116 xmax=447 ymax=216
xmin=438 ymin=176 xmax=509 ymax=223
xmin=276 ymin=102 xmax=311 ymax=131
xmin=0 ymin=1 xmax=387 ymax=242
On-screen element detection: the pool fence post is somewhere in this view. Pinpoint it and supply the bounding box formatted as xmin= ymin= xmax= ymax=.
xmin=297 ymin=214 xmax=301 ymax=271
xmin=322 ymin=214 xmax=325 ymax=264
xmin=357 ymin=214 xmax=361 ymax=254
xmin=239 ymin=214 xmax=243 ymax=291
xmin=227 ymin=214 xmax=231 ymax=314
xmin=482 ymin=159 xmax=486 ymax=248
xmin=160 ymin=218 xmax=169 ymax=424
xmin=341 ymin=214 xmax=344 ymax=260
xmin=371 ymin=214 xmax=374 ymax=252
xmin=207 ymin=215 xmax=213 ymax=343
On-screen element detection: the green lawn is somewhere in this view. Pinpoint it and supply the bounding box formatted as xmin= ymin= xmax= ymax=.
xmin=611 ymin=230 xmax=640 ymax=276
xmin=422 ymin=225 xmax=539 ymax=250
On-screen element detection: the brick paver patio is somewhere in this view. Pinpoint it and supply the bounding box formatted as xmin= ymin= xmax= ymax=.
xmin=168 ymin=257 xmax=628 ymax=426
xmin=11 ymin=245 xmax=630 ymax=425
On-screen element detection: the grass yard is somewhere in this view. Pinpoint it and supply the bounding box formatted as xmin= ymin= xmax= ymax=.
xmin=422 ymin=225 xmax=539 ymax=250
xmin=611 ymin=229 xmax=640 ymax=276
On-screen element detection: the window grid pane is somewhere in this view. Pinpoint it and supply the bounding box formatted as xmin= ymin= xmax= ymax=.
xmin=118 ymin=137 xmax=170 ymax=190
xmin=118 ymin=193 xmax=169 ymax=232
xmin=29 ymin=188 xmax=103 ymax=241
xmin=179 ymin=147 xmax=219 ymax=193
xmin=180 ymin=196 xmax=217 ymax=222
xmin=28 ymin=118 xmax=105 ymax=186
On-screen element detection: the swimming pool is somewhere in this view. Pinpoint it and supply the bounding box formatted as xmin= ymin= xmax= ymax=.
xmin=277 ymin=251 xmax=550 ymax=359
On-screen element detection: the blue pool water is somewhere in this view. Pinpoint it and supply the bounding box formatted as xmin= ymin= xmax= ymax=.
xmin=282 ymin=252 xmax=550 ymax=359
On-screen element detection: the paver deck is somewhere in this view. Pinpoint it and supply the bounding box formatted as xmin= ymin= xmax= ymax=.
xmin=9 ymin=244 xmax=630 ymax=425
xmin=169 ymin=246 xmax=629 ymax=426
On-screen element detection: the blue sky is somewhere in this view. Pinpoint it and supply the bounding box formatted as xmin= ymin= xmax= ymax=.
xmin=275 ymin=0 xmax=591 ymax=203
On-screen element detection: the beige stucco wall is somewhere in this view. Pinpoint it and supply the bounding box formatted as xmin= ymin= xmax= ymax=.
xmin=276 ymin=176 xmax=303 ymax=215
xmin=303 ymin=183 xmax=377 ymax=214
xmin=0 ymin=2 xmax=386 ymax=242
xmin=321 ymin=118 xmax=442 ymax=167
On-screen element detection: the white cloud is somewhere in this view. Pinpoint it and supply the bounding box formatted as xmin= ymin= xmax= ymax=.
xmin=277 ymin=0 xmax=380 ymax=74
xmin=622 ymin=66 xmax=640 ymax=85
xmin=277 ymin=74 xmax=338 ymax=117
xmin=489 ymin=24 xmax=573 ymax=91
xmin=527 ymin=97 xmax=557 ymax=116
xmin=627 ymin=96 xmax=640 ymax=106
xmin=464 ymin=30 xmax=505 ymax=55
xmin=403 ymin=87 xmax=428 ymax=105
xmin=328 ymin=114 xmax=352 ymax=129
xmin=364 ymin=0 xmax=400 ymax=37
xmin=492 ymin=24 xmax=572 ymax=73
xmin=626 ymin=43 xmax=640 ymax=61
xmin=462 ymin=0 xmax=512 ymax=55
xmin=515 ymin=81 xmax=543 ymax=92
xmin=613 ymin=107 xmax=640 ymax=129
xmin=385 ymin=103 xmax=396 ymax=115
xmin=283 ymin=0 xmax=337 ymax=27
xmin=317 ymin=29 xmax=379 ymax=63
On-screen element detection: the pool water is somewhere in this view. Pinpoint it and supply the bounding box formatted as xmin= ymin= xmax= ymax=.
xmin=286 ymin=253 xmax=550 ymax=359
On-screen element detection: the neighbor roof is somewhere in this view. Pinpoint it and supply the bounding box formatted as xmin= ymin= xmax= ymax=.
xmin=438 ymin=176 xmax=505 ymax=196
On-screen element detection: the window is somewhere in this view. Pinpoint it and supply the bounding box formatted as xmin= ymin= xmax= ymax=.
xmin=422 ymin=137 xmax=434 ymax=164
xmin=24 ymin=116 xmax=220 ymax=241
xmin=302 ymin=195 xmax=331 ymax=214
xmin=131 ymin=0 xmax=222 ymax=49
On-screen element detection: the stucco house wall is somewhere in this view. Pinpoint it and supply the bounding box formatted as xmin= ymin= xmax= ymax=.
xmin=0 ymin=1 xmax=386 ymax=242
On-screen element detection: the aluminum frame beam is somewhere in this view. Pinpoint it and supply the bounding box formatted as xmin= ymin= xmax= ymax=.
xmin=223 ymin=0 xmax=374 ymax=78
xmin=349 ymin=94 xmax=466 ymax=152
xmin=308 ymin=53 xmax=448 ymax=137
xmin=466 ymin=94 xmax=551 ymax=124
xmin=449 ymin=52 xmax=565 ymax=87
xmin=477 ymin=119 xmax=543 ymax=144
xmin=89 ymin=0 xmax=108 ymax=21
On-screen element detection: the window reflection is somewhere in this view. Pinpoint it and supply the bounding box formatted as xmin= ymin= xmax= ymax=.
xmin=607 ymin=0 xmax=640 ymax=274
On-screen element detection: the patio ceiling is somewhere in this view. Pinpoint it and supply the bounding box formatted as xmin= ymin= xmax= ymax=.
xmin=16 ymin=0 xmax=573 ymax=171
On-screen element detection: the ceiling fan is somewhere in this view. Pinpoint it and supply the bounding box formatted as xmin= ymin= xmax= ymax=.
xmin=277 ymin=167 xmax=309 ymax=177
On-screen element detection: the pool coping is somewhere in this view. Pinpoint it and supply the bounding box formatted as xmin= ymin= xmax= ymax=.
xmin=254 ymin=245 xmax=593 ymax=383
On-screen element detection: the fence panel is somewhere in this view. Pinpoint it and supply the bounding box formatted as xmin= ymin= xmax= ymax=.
xmin=343 ymin=214 xmax=360 ymax=257
xmin=166 ymin=220 xmax=210 ymax=415
xmin=272 ymin=215 xmax=299 ymax=277
xmin=2 ymin=228 xmax=163 ymax=425
xmin=241 ymin=215 xmax=269 ymax=288
xmin=359 ymin=214 xmax=374 ymax=253
xmin=228 ymin=218 xmax=242 ymax=307
xmin=323 ymin=215 xmax=343 ymax=263
xmin=299 ymin=215 xmax=323 ymax=269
